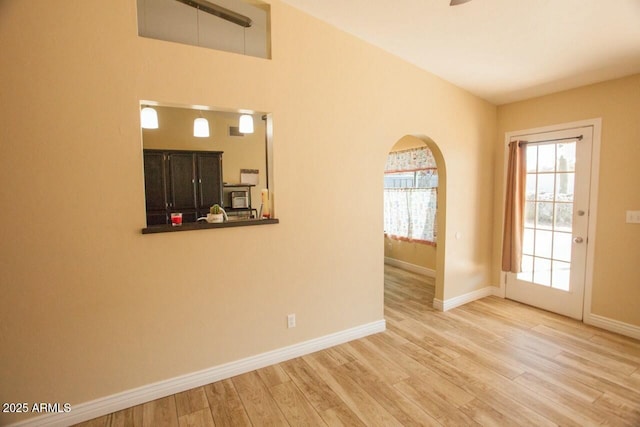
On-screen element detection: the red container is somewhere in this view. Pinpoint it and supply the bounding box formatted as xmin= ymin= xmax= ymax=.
xmin=170 ymin=213 xmax=183 ymax=226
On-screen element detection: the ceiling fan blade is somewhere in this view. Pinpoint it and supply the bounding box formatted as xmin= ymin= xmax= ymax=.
xmin=450 ymin=0 xmax=472 ymax=5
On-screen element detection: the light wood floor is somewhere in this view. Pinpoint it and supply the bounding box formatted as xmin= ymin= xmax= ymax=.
xmin=76 ymin=265 xmax=640 ymax=426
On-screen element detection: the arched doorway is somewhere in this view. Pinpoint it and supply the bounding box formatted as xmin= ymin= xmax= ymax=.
xmin=383 ymin=135 xmax=447 ymax=307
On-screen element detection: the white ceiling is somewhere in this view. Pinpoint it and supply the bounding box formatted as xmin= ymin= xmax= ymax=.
xmin=278 ymin=0 xmax=640 ymax=105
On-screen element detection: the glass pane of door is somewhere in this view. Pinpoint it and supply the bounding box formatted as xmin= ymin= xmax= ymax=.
xmin=517 ymin=142 xmax=576 ymax=291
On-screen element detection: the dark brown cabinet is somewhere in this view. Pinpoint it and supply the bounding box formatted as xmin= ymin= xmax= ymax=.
xmin=143 ymin=149 xmax=223 ymax=225
xmin=197 ymin=153 xmax=223 ymax=211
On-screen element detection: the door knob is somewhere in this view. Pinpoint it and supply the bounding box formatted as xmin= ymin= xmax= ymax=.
xmin=573 ymin=237 xmax=584 ymax=244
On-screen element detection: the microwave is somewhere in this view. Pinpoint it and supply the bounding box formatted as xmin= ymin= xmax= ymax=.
xmin=231 ymin=191 xmax=249 ymax=208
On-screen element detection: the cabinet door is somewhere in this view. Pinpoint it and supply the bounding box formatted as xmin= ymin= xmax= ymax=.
xmin=197 ymin=153 xmax=222 ymax=212
xmin=143 ymin=152 xmax=167 ymax=212
xmin=146 ymin=211 xmax=168 ymax=226
xmin=167 ymin=153 xmax=197 ymax=211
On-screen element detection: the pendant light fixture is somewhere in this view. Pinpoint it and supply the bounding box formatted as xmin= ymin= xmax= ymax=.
xmin=193 ymin=112 xmax=210 ymax=138
xmin=239 ymin=114 xmax=254 ymax=134
xmin=140 ymin=106 xmax=159 ymax=129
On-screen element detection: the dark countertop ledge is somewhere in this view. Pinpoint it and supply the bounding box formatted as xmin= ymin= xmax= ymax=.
xmin=142 ymin=218 xmax=279 ymax=234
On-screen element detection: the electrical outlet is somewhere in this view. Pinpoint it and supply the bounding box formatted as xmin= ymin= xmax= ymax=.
xmin=287 ymin=314 xmax=296 ymax=328
xmin=626 ymin=210 xmax=640 ymax=224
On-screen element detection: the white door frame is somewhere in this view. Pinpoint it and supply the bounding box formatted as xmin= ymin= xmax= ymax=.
xmin=499 ymin=118 xmax=601 ymax=320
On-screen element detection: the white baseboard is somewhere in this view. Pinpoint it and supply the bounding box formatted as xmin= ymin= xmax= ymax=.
xmin=492 ymin=284 xmax=505 ymax=298
xmin=383 ymin=258 xmax=499 ymax=311
xmin=384 ymin=257 xmax=435 ymax=278
xmin=8 ymin=320 xmax=386 ymax=427
xmin=495 ymin=283 xmax=638 ymax=340
xmin=584 ymin=313 xmax=640 ymax=340
xmin=433 ymin=286 xmax=498 ymax=311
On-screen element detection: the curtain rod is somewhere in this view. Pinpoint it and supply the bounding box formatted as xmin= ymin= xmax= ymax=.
xmin=517 ymin=135 xmax=583 ymax=147
xmin=175 ymin=0 xmax=252 ymax=28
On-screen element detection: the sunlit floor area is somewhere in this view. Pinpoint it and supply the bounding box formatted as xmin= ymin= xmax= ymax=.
xmin=76 ymin=265 xmax=640 ymax=426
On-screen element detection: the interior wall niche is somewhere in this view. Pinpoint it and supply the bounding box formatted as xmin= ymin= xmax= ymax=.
xmin=137 ymin=0 xmax=270 ymax=59
xmin=140 ymin=104 xmax=273 ymax=227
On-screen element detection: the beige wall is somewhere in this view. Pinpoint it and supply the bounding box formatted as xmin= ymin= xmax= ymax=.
xmin=0 ymin=0 xmax=495 ymax=423
xmin=384 ymin=135 xmax=438 ymax=271
xmin=495 ymin=74 xmax=640 ymax=327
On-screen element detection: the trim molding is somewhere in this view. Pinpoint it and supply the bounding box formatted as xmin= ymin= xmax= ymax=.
xmin=384 ymin=258 xmax=502 ymax=311
xmin=384 ymin=257 xmax=435 ymax=278
xmin=584 ymin=313 xmax=640 ymax=340
xmin=494 ymin=280 xmax=640 ymax=340
xmin=492 ymin=283 xmax=506 ymax=298
xmin=433 ymin=286 xmax=498 ymax=311
xmin=504 ymin=119 xmax=602 ymax=328
xmin=8 ymin=320 xmax=386 ymax=427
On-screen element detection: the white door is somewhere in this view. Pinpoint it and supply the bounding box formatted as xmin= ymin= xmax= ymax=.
xmin=506 ymin=126 xmax=593 ymax=319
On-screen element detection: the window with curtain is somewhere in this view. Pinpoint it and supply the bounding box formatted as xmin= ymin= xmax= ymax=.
xmin=384 ymin=147 xmax=438 ymax=245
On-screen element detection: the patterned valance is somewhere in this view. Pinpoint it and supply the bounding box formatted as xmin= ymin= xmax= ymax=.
xmin=385 ymin=147 xmax=437 ymax=173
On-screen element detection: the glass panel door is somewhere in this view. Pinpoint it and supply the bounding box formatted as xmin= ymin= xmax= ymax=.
xmin=506 ymin=126 xmax=593 ymax=320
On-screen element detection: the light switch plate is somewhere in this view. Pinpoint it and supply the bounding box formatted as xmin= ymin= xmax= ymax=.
xmin=626 ymin=210 xmax=640 ymax=224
